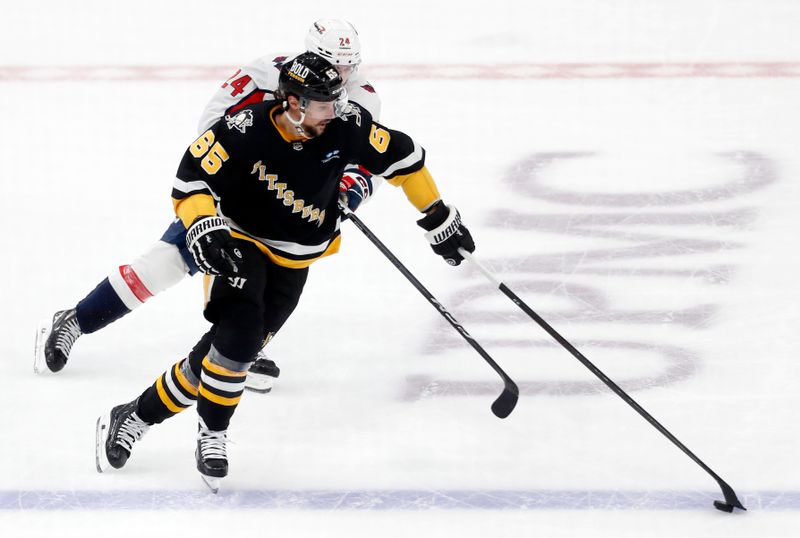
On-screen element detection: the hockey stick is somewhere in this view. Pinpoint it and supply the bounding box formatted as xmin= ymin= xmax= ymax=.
xmin=458 ymin=248 xmax=746 ymax=512
xmin=339 ymin=206 xmax=519 ymax=419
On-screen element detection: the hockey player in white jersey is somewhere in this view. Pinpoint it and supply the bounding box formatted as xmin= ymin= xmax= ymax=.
xmin=34 ymin=19 xmax=381 ymax=393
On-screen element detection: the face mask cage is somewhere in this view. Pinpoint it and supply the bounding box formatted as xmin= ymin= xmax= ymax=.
xmin=282 ymin=85 xmax=349 ymax=135
xmin=296 ymin=86 xmax=348 ymax=117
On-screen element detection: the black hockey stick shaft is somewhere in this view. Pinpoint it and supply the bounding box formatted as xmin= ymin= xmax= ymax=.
xmin=459 ymin=249 xmax=745 ymax=511
xmin=340 ymin=207 xmax=518 ymax=418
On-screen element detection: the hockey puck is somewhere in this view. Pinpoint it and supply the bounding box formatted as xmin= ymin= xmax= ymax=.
xmin=713 ymin=501 xmax=734 ymax=513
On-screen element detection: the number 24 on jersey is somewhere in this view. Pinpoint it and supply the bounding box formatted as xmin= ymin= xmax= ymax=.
xmin=222 ymin=69 xmax=252 ymax=97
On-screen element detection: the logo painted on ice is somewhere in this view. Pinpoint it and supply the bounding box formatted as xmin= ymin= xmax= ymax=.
xmin=225 ymin=109 xmax=254 ymax=133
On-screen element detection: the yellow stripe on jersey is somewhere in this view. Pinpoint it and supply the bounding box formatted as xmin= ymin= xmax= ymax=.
xmin=199 ymin=384 xmax=242 ymax=407
xmin=203 ymin=274 xmax=213 ymax=309
xmin=174 ymin=362 xmax=199 ymax=397
xmin=386 ymin=166 xmax=441 ymax=212
xmin=230 ymin=231 xmax=342 ymax=269
xmin=156 ymin=375 xmax=185 ymax=413
xmin=173 ymin=193 xmax=216 ymax=228
xmin=269 ymin=105 xmax=307 ymax=143
xmin=202 ymin=356 xmax=248 ymax=378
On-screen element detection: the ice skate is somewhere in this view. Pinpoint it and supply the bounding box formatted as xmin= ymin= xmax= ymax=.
xmin=96 ymin=399 xmax=151 ymax=473
xmin=244 ymin=351 xmax=280 ymax=393
xmin=196 ymin=418 xmax=228 ymax=494
xmin=33 ymin=319 xmax=51 ymax=375
xmin=34 ymin=309 xmax=82 ymax=374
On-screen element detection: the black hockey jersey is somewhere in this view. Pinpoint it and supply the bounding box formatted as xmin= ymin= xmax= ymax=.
xmin=172 ymin=100 xmax=426 ymax=268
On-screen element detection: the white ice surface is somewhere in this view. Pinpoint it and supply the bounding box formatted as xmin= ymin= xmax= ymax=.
xmin=1 ymin=1 xmax=799 ymax=537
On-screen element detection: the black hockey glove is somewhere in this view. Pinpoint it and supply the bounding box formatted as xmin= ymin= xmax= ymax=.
xmin=416 ymin=200 xmax=475 ymax=266
xmin=185 ymin=216 xmax=243 ymax=276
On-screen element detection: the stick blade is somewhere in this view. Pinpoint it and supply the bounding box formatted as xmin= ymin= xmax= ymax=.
xmin=715 ymin=481 xmax=746 ymax=512
xmin=491 ymin=386 xmax=519 ymax=419
xmin=713 ymin=501 xmax=734 ymax=513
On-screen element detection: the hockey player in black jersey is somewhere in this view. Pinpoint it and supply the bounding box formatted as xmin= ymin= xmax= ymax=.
xmin=95 ymin=52 xmax=475 ymax=492
xmin=34 ymin=19 xmax=377 ymax=394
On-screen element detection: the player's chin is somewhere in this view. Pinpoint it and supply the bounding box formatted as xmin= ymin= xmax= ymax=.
xmin=312 ymin=122 xmax=330 ymax=135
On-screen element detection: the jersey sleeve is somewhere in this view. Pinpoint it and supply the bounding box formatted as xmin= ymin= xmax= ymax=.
xmin=172 ymin=122 xmax=235 ymax=227
xmin=353 ymin=117 xmax=425 ymax=178
xmin=196 ymin=53 xmax=292 ymax=134
xmin=352 ymin=115 xmax=441 ymax=212
xmin=345 ymin=73 xmax=382 ymax=121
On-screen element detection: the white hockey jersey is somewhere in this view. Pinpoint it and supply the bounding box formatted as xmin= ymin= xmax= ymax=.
xmin=197 ymin=52 xmax=382 ymax=134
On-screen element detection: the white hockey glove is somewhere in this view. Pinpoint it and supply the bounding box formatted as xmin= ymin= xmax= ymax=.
xmin=186 ymin=216 xmax=243 ymax=276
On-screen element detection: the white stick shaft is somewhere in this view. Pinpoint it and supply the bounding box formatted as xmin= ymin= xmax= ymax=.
xmin=458 ymin=248 xmax=502 ymax=288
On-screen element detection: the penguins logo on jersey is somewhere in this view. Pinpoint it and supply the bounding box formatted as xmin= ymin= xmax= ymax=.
xmin=225 ymin=109 xmax=254 ymax=133
xmin=339 ymin=103 xmax=362 ymax=126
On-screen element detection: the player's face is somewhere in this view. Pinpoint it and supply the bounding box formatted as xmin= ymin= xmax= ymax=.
xmin=334 ymin=64 xmax=357 ymax=83
xmin=302 ymin=100 xmax=337 ymax=136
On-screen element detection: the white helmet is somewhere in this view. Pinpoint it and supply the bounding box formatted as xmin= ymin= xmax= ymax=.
xmin=304 ymin=19 xmax=361 ymax=66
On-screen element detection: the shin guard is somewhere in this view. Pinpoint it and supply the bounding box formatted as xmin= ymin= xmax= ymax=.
xmin=197 ymin=347 xmax=252 ymax=431
xmin=136 ymin=358 xmax=199 ymax=424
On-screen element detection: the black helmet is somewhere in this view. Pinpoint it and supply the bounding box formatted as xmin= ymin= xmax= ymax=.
xmin=278 ymin=52 xmax=345 ymax=103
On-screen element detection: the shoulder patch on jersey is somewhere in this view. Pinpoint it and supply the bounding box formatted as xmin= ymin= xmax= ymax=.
xmin=361 ymin=83 xmax=376 ymax=93
xmin=225 ymin=109 xmax=254 ymax=133
xmin=339 ymin=103 xmax=362 ymax=126
xmin=322 ymin=149 xmax=341 ymax=163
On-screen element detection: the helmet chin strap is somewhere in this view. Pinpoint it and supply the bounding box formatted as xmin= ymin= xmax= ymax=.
xmin=282 ymin=99 xmax=310 ymax=137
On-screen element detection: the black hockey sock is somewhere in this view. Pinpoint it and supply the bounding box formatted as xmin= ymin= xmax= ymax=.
xmin=197 ymin=356 xmax=248 ymax=431
xmin=75 ymin=278 xmax=131 ymax=334
xmin=136 ymin=359 xmax=199 ymax=424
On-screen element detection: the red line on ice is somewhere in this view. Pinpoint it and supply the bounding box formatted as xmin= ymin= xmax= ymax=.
xmin=1 ymin=62 xmax=800 ymax=81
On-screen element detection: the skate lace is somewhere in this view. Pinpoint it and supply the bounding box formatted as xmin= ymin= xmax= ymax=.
xmin=55 ymin=315 xmax=82 ymax=354
xmin=198 ymin=428 xmax=228 ymax=461
xmin=117 ymin=413 xmax=150 ymax=451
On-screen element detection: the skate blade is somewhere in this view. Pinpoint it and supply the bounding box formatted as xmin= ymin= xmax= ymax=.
xmin=201 ymin=474 xmax=221 ymax=494
xmin=244 ymin=373 xmax=274 ymax=393
xmin=95 ymin=413 xmax=111 ymax=473
xmin=33 ymin=318 xmax=52 ymax=375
